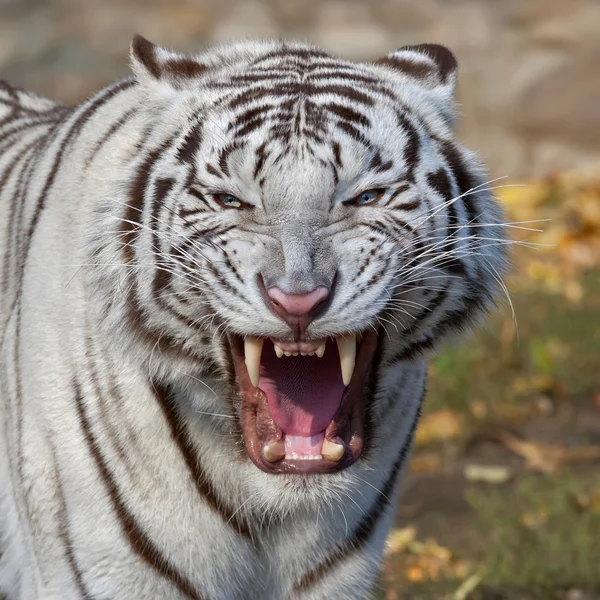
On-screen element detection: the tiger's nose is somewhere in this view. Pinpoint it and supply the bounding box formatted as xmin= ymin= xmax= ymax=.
xmin=266 ymin=286 xmax=330 ymax=339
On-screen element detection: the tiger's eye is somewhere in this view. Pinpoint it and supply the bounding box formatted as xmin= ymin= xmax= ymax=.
xmin=215 ymin=193 xmax=243 ymax=209
xmin=351 ymin=189 xmax=385 ymax=206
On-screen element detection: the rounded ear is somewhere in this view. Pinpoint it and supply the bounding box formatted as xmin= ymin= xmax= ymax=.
xmin=130 ymin=35 xmax=208 ymax=89
xmin=376 ymin=43 xmax=458 ymax=100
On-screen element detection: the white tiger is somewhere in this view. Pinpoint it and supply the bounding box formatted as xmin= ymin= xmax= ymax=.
xmin=0 ymin=36 xmax=507 ymax=599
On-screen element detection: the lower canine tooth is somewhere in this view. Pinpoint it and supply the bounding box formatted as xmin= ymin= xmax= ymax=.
xmin=321 ymin=438 xmax=345 ymax=462
xmin=336 ymin=335 xmax=356 ymax=386
xmin=263 ymin=441 xmax=285 ymax=462
xmin=244 ymin=336 xmax=264 ymax=387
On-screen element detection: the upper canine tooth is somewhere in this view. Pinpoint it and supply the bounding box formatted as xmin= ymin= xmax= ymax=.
xmin=244 ymin=336 xmax=264 ymax=387
xmin=315 ymin=344 xmax=326 ymax=358
xmin=336 ymin=335 xmax=356 ymax=386
xmin=274 ymin=345 xmax=284 ymax=358
xmin=321 ymin=438 xmax=345 ymax=462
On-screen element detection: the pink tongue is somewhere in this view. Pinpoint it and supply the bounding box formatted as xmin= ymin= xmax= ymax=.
xmin=258 ymin=340 xmax=345 ymax=436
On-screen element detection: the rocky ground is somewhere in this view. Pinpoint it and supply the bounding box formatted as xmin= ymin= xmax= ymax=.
xmin=0 ymin=0 xmax=599 ymax=178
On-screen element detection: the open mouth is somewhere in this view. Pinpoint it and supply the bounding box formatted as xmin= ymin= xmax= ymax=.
xmin=229 ymin=330 xmax=379 ymax=474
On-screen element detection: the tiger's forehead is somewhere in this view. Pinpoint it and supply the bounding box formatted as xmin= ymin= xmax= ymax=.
xmin=195 ymin=64 xmax=402 ymax=174
xmin=197 ymin=46 xmax=400 ymax=142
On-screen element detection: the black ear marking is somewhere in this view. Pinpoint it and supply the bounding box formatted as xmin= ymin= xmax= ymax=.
xmin=162 ymin=57 xmax=207 ymax=79
xmin=131 ymin=34 xmax=162 ymax=79
xmin=376 ymin=43 xmax=458 ymax=90
xmin=130 ymin=34 xmax=208 ymax=85
xmin=399 ymin=44 xmax=457 ymax=84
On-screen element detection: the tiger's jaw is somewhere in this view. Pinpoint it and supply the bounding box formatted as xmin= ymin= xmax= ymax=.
xmin=229 ymin=331 xmax=379 ymax=474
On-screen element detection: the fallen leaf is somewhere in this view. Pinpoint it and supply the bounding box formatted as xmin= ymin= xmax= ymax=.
xmin=520 ymin=508 xmax=549 ymax=530
xmin=469 ymin=400 xmax=488 ymax=420
xmin=453 ymin=572 xmax=484 ymax=600
xmin=496 ymin=431 xmax=600 ymax=474
xmin=385 ymin=527 xmax=417 ymax=556
xmin=415 ymin=409 xmax=463 ymax=447
xmin=408 ymin=451 xmax=444 ymax=474
xmin=406 ymin=565 xmax=425 ymax=582
xmin=464 ymin=464 xmax=513 ymax=484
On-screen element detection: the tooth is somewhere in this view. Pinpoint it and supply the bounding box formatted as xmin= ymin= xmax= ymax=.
xmin=316 ymin=344 xmax=326 ymax=358
xmin=274 ymin=345 xmax=284 ymax=358
xmin=263 ymin=441 xmax=285 ymax=462
xmin=321 ymin=438 xmax=345 ymax=462
xmin=284 ymin=351 xmax=291 ymax=357
xmin=300 ymin=352 xmax=306 ymax=356
xmin=292 ymin=352 xmax=299 ymax=356
xmin=336 ymin=335 xmax=356 ymax=386
xmin=244 ymin=336 xmax=264 ymax=387
xmin=308 ymin=352 xmax=315 ymax=357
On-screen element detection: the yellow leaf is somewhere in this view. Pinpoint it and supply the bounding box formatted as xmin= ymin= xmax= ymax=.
xmin=464 ymin=464 xmax=513 ymax=484
xmin=385 ymin=527 xmax=417 ymax=556
xmin=406 ymin=565 xmax=425 ymax=582
xmin=415 ymin=409 xmax=463 ymax=447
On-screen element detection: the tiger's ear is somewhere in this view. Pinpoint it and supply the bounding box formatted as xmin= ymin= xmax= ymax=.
xmin=376 ymin=44 xmax=458 ymax=100
xmin=130 ymin=35 xmax=208 ymax=89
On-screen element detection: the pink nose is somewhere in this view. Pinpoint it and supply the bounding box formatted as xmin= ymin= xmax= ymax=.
xmin=267 ymin=286 xmax=330 ymax=317
xmin=266 ymin=286 xmax=330 ymax=339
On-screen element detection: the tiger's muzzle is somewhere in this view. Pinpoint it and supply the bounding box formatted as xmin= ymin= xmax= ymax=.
xmin=228 ymin=329 xmax=379 ymax=474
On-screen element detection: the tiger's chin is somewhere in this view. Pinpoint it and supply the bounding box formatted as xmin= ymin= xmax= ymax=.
xmin=229 ymin=329 xmax=379 ymax=475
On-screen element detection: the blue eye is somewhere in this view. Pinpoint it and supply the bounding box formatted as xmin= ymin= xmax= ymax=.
xmin=351 ymin=189 xmax=384 ymax=206
xmin=215 ymin=193 xmax=245 ymax=209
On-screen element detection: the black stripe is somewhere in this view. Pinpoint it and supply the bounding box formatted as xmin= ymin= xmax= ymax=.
xmin=323 ymin=102 xmax=370 ymax=128
xmin=151 ymin=177 xmax=176 ymax=297
xmin=228 ymin=83 xmax=376 ymax=111
xmin=49 ymin=444 xmax=95 ymax=600
xmin=438 ymin=140 xmax=479 ymax=226
xmin=24 ymin=80 xmax=136 ymax=247
xmin=396 ymin=112 xmax=420 ymax=183
xmin=294 ymin=406 xmax=421 ymax=592
xmin=427 ymin=167 xmax=466 ymax=276
xmin=1 ymin=136 xmax=45 ymax=295
xmin=177 ymin=121 xmax=203 ymax=163
xmin=72 ymin=380 xmax=205 ymax=600
xmin=120 ymin=137 xmax=204 ymax=363
xmin=84 ymin=107 xmax=138 ymax=167
xmin=152 ymin=381 xmax=251 ymax=538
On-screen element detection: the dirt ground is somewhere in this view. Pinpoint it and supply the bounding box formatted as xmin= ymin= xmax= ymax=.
xmin=379 ymin=167 xmax=600 ymax=598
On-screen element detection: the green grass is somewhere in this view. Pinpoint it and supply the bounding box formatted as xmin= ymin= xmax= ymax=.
xmin=466 ymin=469 xmax=600 ymax=598
xmin=426 ymin=270 xmax=600 ymax=417
xmin=383 ymin=268 xmax=600 ymax=599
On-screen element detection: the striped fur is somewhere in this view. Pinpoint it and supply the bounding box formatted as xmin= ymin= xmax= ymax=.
xmin=0 ymin=38 xmax=506 ymax=599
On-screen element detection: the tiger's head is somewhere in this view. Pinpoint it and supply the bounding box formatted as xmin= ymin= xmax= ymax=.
xmin=92 ymin=37 xmax=506 ymax=484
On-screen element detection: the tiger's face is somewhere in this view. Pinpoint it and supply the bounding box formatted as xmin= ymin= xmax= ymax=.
xmin=98 ymin=38 xmax=506 ymax=480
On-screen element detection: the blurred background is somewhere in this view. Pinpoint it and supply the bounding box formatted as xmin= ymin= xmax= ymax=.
xmin=1 ymin=0 xmax=599 ymax=598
